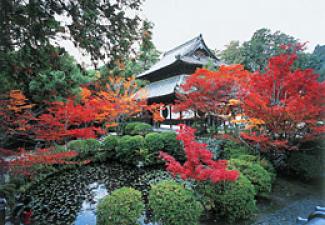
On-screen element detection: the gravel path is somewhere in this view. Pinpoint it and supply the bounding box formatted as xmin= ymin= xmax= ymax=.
xmin=252 ymin=197 xmax=325 ymax=225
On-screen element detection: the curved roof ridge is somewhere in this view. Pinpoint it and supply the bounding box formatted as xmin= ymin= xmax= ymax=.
xmin=163 ymin=34 xmax=202 ymax=57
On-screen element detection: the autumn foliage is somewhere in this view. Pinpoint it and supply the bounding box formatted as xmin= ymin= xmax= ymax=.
xmin=159 ymin=125 xmax=239 ymax=183
xmin=239 ymin=51 xmax=325 ymax=150
xmin=174 ymin=65 xmax=249 ymax=120
xmin=0 ymin=90 xmax=35 ymax=141
xmin=1 ymin=147 xmax=81 ymax=176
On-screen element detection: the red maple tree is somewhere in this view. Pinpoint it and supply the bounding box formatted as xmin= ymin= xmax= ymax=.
xmin=174 ymin=65 xmax=249 ymax=120
xmin=239 ymin=51 xmax=325 ymax=150
xmin=159 ymin=125 xmax=239 ymax=183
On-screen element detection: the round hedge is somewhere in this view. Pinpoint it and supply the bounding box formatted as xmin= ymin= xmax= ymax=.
xmin=124 ymin=122 xmax=152 ymax=136
xmin=95 ymin=135 xmax=120 ymax=162
xmin=145 ymin=132 xmax=164 ymax=153
xmin=159 ymin=132 xmax=182 ymax=159
xmin=97 ymin=187 xmax=144 ymax=225
xmin=149 ymin=180 xmax=203 ymax=225
xmin=230 ymin=159 xmax=272 ymax=196
xmin=116 ymin=135 xmax=145 ymax=164
xmin=67 ymin=138 xmax=101 ymax=159
xmin=213 ymin=174 xmax=257 ymax=222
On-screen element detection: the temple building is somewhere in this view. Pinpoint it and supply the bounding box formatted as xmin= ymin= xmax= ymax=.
xmin=137 ymin=34 xmax=223 ymax=127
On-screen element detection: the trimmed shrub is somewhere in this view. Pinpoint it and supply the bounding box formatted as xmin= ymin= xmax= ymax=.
xmin=97 ymin=187 xmax=144 ymax=225
xmin=230 ymin=159 xmax=272 ymax=196
xmin=124 ymin=122 xmax=141 ymax=135
xmin=144 ymin=132 xmax=165 ymax=164
xmin=124 ymin=122 xmax=152 ymax=136
xmin=159 ymin=131 xmax=183 ymax=159
xmin=116 ymin=135 xmax=145 ymax=164
xmin=221 ymin=141 xmax=251 ymax=159
xmin=95 ymin=135 xmax=119 ymax=162
xmin=145 ymin=132 xmax=164 ymax=152
xmin=132 ymin=123 xmax=153 ymax=136
xmin=149 ymin=180 xmax=203 ymax=225
xmin=212 ymin=174 xmax=256 ymax=222
xmin=67 ymin=138 xmax=101 ymax=159
xmin=234 ymin=155 xmax=276 ymax=182
xmin=195 ymin=174 xmax=256 ymax=222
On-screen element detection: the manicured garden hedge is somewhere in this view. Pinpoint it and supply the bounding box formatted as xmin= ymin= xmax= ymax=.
xmin=97 ymin=187 xmax=144 ymax=225
xmin=149 ymin=180 xmax=203 ymax=225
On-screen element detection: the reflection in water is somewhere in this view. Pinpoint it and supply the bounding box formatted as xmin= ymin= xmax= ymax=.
xmin=74 ymin=182 xmax=159 ymax=225
xmin=74 ymin=182 xmax=107 ymax=225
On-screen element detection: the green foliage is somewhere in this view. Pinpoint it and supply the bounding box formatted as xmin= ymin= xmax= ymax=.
xmin=97 ymin=187 xmax=144 ymax=225
xmin=99 ymin=20 xmax=160 ymax=78
xmin=145 ymin=132 xmax=164 ymax=152
xmin=287 ymin=150 xmax=324 ymax=180
xmin=159 ymin=131 xmax=182 ymax=159
xmin=67 ymin=138 xmax=101 ymax=159
xmin=215 ymin=174 xmax=257 ymax=222
xmin=198 ymin=174 xmax=256 ymax=222
xmin=230 ymin=159 xmax=272 ymax=196
xmin=95 ymin=135 xmax=120 ymax=162
xmin=0 ymin=46 xmax=94 ymax=103
xmin=0 ymin=183 xmax=16 ymax=207
xmin=221 ymin=141 xmax=251 ymax=159
xmin=197 ymin=137 xmax=224 ymax=159
xmin=132 ymin=123 xmax=153 ymax=136
xmin=144 ymin=132 xmax=164 ymax=164
xmin=149 ymin=180 xmax=203 ymax=225
xmin=124 ymin=122 xmax=152 ymax=136
xmin=259 ymin=159 xmax=276 ymax=182
xmin=1 ymin=0 xmax=143 ymax=62
xmin=116 ymin=135 xmax=145 ymax=164
xmin=29 ymin=53 xmax=94 ymax=102
xmin=218 ymin=28 xmax=317 ymax=72
xmin=312 ymin=45 xmax=325 ymax=81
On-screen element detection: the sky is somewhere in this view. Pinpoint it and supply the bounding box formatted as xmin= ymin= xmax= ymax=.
xmin=141 ymin=0 xmax=325 ymax=53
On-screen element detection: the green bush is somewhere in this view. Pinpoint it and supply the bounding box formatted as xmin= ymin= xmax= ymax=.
xmin=145 ymin=132 xmax=164 ymax=152
xmin=260 ymin=158 xmax=276 ymax=182
xmin=97 ymin=187 xmax=144 ymax=225
xmin=159 ymin=131 xmax=183 ymax=159
xmin=124 ymin=122 xmax=141 ymax=135
xmin=95 ymin=135 xmax=119 ymax=161
xmin=221 ymin=141 xmax=251 ymax=159
xmin=149 ymin=180 xmax=203 ymax=225
xmin=287 ymin=151 xmax=324 ymax=180
xmin=144 ymin=132 xmax=165 ymax=164
xmin=209 ymin=174 xmax=257 ymax=222
xmin=230 ymin=159 xmax=272 ymax=196
xmin=124 ymin=122 xmax=152 ymax=136
xmin=67 ymin=138 xmax=101 ymax=159
xmin=215 ymin=174 xmax=257 ymax=222
xmin=116 ymin=135 xmax=145 ymax=164
xmin=132 ymin=123 xmax=153 ymax=136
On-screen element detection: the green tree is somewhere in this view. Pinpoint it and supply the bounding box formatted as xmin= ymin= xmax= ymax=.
xmin=99 ymin=20 xmax=160 ymax=78
xmin=312 ymin=45 xmax=325 ymax=81
xmin=0 ymin=46 xmax=95 ymax=103
xmin=0 ymin=0 xmax=144 ymax=100
xmin=0 ymin=0 xmax=143 ymax=61
xmin=219 ymin=28 xmax=317 ymax=72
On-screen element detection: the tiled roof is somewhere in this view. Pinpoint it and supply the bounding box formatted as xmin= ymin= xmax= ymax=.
xmin=137 ymin=34 xmax=223 ymax=78
xmin=145 ymin=75 xmax=187 ymax=98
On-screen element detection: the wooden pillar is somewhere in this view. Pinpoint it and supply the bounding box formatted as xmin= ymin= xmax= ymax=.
xmin=169 ymin=105 xmax=172 ymax=129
